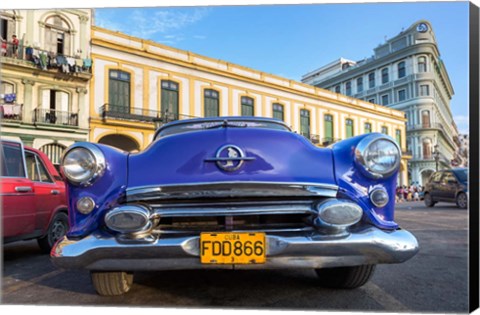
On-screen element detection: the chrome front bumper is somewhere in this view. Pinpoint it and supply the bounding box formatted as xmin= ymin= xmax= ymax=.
xmin=51 ymin=227 xmax=418 ymax=271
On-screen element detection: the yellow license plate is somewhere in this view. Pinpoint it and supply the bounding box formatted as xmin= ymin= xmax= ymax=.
xmin=200 ymin=232 xmax=266 ymax=264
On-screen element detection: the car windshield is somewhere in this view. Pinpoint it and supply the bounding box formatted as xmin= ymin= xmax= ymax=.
xmin=454 ymin=169 xmax=468 ymax=182
xmin=155 ymin=118 xmax=290 ymax=139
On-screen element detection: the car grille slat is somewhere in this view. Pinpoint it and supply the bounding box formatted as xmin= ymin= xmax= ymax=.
xmin=145 ymin=199 xmax=320 ymax=235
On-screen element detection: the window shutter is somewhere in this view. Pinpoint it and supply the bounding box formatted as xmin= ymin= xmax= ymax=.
xmin=41 ymin=89 xmax=50 ymax=109
xmin=7 ymin=19 xmax=15 ymax=40
xmin=63 ymin=32 xmax=70 ymax=55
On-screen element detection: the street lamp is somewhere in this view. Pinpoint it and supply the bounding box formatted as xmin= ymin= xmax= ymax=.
xmin=433 ymin=144 xmax=440 ymax=171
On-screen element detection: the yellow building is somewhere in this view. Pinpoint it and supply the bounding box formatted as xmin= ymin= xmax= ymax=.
xmin=90 ymin=26 xmax=410 ymax=185
xmin=1 ymin=9 xmax=92 ymax=167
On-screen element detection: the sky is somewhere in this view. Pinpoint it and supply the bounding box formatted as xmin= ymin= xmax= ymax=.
xmin=92 ymin=1 xmax=471 ymax=134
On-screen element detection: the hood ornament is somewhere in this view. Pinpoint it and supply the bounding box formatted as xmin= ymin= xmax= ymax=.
xmin=205 ymin=144 xmax=255 ymax=171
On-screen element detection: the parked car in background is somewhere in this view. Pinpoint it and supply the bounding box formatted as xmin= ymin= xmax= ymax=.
xmin=1 ymin=139 xmax=69 ymax=253
xmin=51 ymin=117 xmax=418 ymax=296
xmin=423 ymin=168 xmax=468 ymax=209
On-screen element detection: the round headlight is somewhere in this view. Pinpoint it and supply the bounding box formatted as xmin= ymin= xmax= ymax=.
xmin=61 ymin=144 xmax=105 ymax=186
xmin=355 ymin=134 xmax=401 ymax=178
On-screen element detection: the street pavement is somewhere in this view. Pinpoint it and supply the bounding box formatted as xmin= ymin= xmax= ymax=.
xmin=1 ymin=201 xmax=469 ymax=312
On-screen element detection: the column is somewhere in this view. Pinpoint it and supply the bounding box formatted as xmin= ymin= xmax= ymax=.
xmin=76 ymin=87 xmax=88 ymax=129
xmin=26 ymin=11 xmax=34 ymax=44
xmin=21 ymin=79 xmax=35 ymax=123
xmin=79 ymin=15 xmax=89 ymax=58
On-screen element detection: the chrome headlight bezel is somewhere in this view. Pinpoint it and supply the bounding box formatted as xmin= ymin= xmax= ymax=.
xmin=355 ymin=134 xmax=401 ymax=179
xmin=60 ymin=143 xmax=106 ymax=186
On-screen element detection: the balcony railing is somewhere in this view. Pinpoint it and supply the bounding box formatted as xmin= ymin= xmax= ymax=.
xmin=321 ymin=137 xmax=341 ymax=146
xmin=100 ymin=104 xmax=197 ymax=124
xmin=1 ymin=41 xmax=92 ymax=74
xmin=33 ymin=108 xmax=78 ymax=126
xmin=1 ymin=104 xmax=23 ymax=122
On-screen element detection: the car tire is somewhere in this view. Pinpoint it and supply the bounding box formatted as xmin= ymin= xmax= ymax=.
xmin=37 ymin=212 xmax=69 ymax=254
xmin=91 ymin=271 xmax=134 ymax=296
xmin=315 ymin=265 xmax=376 ymax=289
xmin=456 ymin=192 xmax=468 ymax=209
xmin=424 ymin=193 xmax=435 ymax=207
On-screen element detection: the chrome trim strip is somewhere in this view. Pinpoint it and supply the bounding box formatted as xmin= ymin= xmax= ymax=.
xmin=155 ymin=227 xmax=315 ymax=234
xmin=126 ymin=181 xmax=339 ymax=201
xmin=51 ymin=227 xmax=419 ymax=270
xmin=152 ymin=204 xmax=315 ymax=217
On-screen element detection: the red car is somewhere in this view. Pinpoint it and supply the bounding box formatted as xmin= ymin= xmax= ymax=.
xmin=1 ymin=139 xmax=69 ymax=253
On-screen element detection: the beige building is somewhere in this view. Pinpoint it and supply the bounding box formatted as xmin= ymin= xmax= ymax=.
xmin=1 ymin=9 xmax=92 ymax=167
xmin=89 ymin=26 xmax=410 ymax=185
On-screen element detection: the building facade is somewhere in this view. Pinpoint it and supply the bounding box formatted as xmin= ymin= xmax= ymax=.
xmin=302 ymin=20 xmax=460 ymax=185
xmin=89 ymin=26 xmax=410 ymax=184
xmin=0 ymin=9 xmax=92 ymax=167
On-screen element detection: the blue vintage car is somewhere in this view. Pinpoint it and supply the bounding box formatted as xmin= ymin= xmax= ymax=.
xmin=51 ymin=117 xmax=418 ymax=296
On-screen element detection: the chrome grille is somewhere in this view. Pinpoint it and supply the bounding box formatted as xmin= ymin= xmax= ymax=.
xmin=148 ymin=199 xmax=319 ymax=235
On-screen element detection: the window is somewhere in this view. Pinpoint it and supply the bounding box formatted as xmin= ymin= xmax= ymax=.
xmin=38 ymin=89 xmax=70 ymax=124
xmin=272 ymin=103 xmax=284 ymax=121
xmin=381 ymin=68 xmax=389 ymax=84
xmin=1 ymin=13 xmax=16 ymax=53
xmin=422 ymin=140 xmax=432 ymax=158
xmin=398 ymin=89 xmax=406 ymax=102
xmin=204 ymin=89 xmax=219 ymax=117
xmin=1 ymin=141 xmax=25 ymax=177
xmin=395 ymin=129 xmax=402 ymax=146
xmin=364 ymin=122 xmax=372 ymax=133
xmin=324 ymin=114 xmax=334 ymax=140
xmin=241 ymin=96 xmax=254 ymax=116
xmin=109 ymin=70 xmax=130 ymax=113
xmin=335 ymin=85 xmax=340 ymax=93
xmin=356 ymin=77 xmax=363 ymax=93
xmin=345 ymin=119 xmax=354 ymax=138
xmin=418 ymin=57 xmax=427 ymax=72
xmin=44 ymin=15 xmax=70 ymax=55
xmin=420 ymin=84 xmax=430 ymax=96
xmin=25 ymin=151 xmax=53 ymax=183
xmin=381 ymin=126 xmax=388 ymax=135
xmin=40 ymin=143 xmax=66 ymax=167
xmin=398 ymin=61 xmax=406 ymax=78
xmin=368 ymin=72 xmax=375 ymax=89
xmin=161 ymin=80 xmax=179 ymax=119
xmin=368 ymin=98 xmax=375 ymax=104
xmin=441 ymin=172 xmax=456 ymax=185
xmin=422 ymin=110 xmax=431 ymax=128
xmin=381 ymin=94 xmax=389 ymax=105
xmin=300 ymin=109 xmax=310 ymax=138
xmin=345 ymin=81 xmax=351 ymax=96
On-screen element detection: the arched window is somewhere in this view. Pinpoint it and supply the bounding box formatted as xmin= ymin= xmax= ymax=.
xmin=418 ymin=57 xmax=427 ymax=72
xmin=204 ymin=89 xmax=219 ymax=117
xmin=398 ymin=61 xmax=406 ymax=78
xmin=44 ymin=15 xmax=71 ymax=55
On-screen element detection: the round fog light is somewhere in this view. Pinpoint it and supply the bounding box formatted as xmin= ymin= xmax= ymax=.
xmin=105 ymin=205 xmax=151 ymax=233
xmin=370 ymin=189 xmax=389 ymax=208
xmin=316 ymin=199 xmax=363 ymax=228
xmin=76 ymin=197 xmax=96 ymax=214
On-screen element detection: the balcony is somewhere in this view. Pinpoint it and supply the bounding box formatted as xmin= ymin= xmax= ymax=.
xmin=1 ymin=104 xmax=22 ymax=122
xmin=33 ymin=108 xmax=79 ymax=127
xmin=100 ymin=104 xmax=197 ymax=124
xmin=1 ymin=41 xmax=92 ymax=76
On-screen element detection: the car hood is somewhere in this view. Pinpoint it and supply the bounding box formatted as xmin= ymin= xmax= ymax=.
xmin=127 ymin=128 xmax=336 ymax=189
